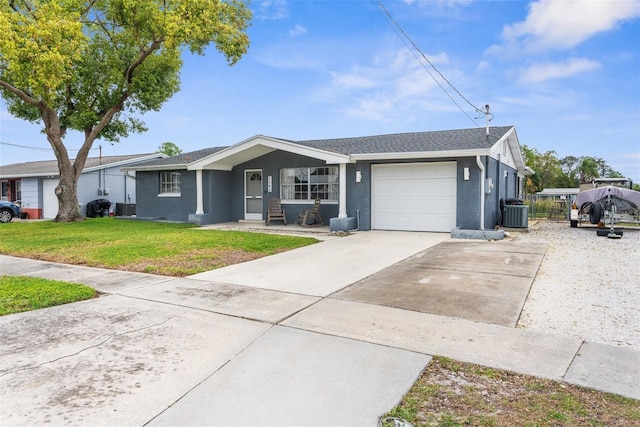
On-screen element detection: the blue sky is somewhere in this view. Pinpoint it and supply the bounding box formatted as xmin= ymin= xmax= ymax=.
xmin=1 ymin=0 xmax=639 ymax=181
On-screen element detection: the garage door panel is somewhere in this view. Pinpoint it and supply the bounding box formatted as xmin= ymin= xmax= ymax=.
xmin=372 ymin=162 xmax=456 ymax=232
xmin=42 ymin=179 xmax=59 ymax=219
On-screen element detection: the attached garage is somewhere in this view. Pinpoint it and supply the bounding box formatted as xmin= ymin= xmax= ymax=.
xmin=42 ymin=179 xmax=59 ymax=219
xmin=371 ymin=162 xmax=457 ymax=232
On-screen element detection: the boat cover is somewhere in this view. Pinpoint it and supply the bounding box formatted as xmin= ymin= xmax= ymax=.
xmin=576 ymin=185 xmax=640 ymax=212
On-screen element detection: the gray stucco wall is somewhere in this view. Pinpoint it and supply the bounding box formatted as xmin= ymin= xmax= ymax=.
xmin=232 ymin=151 xmax=340 ymax=223
xmin=135 ymin=153 xmax=518 ymax=230
xmin=136 ymin=169 xmax=233 ymax=222
xmin=456 ymin=157 xmax=483 ymax=230
xmin=485 ymin=156 xmax=519 ymax=228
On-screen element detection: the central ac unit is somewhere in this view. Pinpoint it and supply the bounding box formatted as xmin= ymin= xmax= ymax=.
xmin=503 ymin=205 xmax=529 ymax=228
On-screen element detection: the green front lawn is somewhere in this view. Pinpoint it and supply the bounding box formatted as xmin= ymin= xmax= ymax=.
xmin=0 ymin=219 xmax=318 ymax=276
xmin=0 ymin=276 xmax=97 ymax=316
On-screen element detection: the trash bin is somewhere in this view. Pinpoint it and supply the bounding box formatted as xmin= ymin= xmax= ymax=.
xmin=86 ymin=199 xmax=112 ymax=218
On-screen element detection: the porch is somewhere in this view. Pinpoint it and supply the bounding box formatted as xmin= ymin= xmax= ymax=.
xmin=195 ymin=220 xmax=333 ymax=238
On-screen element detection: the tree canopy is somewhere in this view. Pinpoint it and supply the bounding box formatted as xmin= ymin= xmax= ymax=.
xmin=521 ymin=145 xmax=626 ymax=193
xmin=157 ymin=142 xmax=183 ymax=157
xmin=0 ymin=0 xmax=251 ymax=221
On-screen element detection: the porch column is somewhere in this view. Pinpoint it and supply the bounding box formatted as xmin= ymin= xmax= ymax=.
xmin=338 ymin=163 xmax=347 ymax=218
xmin=195 ymin=169 xmax=204 ymax=215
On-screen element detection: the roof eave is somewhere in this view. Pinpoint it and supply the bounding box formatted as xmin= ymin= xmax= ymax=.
xmin=0 ymin=172 xmax=59 ymax=179
xmin=187 ymin=135 xmax=352 ymax=171
xmin=350 ymin=148 xmax=492 ymax=161
xmin=83 ymin=153 xmax=167 ymax=173
xmin=121 ymin=164 xmax=189 ymax=172
xmin=495 ymin=127 xmax=528 ymax=173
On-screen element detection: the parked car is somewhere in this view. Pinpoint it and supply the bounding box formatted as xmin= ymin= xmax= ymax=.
xmin=0 ymin=200 xmax=21 ymax=223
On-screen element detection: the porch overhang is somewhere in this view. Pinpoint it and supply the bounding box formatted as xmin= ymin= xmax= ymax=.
xmin=187 ymin=135 xmax=352 ymax=171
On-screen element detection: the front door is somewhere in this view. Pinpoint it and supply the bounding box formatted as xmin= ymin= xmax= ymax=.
xmin=244 ymin=170 xmax=263 ymax=220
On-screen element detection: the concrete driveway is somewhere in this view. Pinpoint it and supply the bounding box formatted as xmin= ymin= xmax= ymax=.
xmin=1 ymin=230 xmax=638 ymax=426
xmin=335 ymin=240 xmax=548 ymax=326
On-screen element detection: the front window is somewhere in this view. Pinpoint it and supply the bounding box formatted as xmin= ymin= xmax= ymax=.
xmin=280 ymin=167 xmax=339 ymax=201
xmin=159 ymin=172 xmax=181 ymax=196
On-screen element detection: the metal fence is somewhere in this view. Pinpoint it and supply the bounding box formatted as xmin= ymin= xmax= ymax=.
xmin=523 ymin=193 xmax=576 ymax=220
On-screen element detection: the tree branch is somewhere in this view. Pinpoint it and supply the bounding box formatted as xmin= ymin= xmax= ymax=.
xmin=0 ymin=79 xmax=40 ymax=106
xmin=125 ymin=40 xmax=163 ymax=84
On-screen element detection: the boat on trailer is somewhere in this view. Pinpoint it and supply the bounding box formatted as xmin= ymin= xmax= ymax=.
xmin=570 ymin=179 xmax=640 ymax=238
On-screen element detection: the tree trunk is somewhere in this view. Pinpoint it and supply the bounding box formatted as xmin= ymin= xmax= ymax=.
xmin=54 ymin=160 xmax=83 ymax=222
xmin=41 ymin=106 xmax=86 ymax=222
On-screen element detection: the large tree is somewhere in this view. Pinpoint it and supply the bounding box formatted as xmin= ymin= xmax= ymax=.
xmin=0 ymin=0 xmax=251 ymax=221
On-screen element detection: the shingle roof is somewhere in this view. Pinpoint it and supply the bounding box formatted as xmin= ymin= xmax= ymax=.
xmin=0 ymin=153 xmax=158 ymax=178
xmin=126 ymin=147 xmax=227 ymax=168
xmin=124 ymin=126 xmax=516 ymax=171
xmin=293 ymin=126 xmax=514 ymax=155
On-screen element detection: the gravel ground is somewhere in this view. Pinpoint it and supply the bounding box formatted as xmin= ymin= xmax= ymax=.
xmin=514 ymin=220 xmax=640 ymax=352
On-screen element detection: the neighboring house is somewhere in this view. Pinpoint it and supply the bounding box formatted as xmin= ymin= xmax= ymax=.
xmin=126 ymin=126 xmax=532 ymax=232
xmin=0 ymin=153 xmax=165 ymax=219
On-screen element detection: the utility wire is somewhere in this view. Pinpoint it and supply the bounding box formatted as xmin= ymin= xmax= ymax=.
xmin=0 ymin=141 xmax=98 ymax=152
xmin=374 ymin=1 xmax=485 ymax=127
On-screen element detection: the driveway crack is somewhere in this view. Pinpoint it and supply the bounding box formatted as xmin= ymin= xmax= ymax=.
xmin=0 ymin=313 xmax=185 ymax=377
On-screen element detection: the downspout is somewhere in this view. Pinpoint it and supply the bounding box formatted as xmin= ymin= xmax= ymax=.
xmin=476 ymin=155 xmax=485 ymax=230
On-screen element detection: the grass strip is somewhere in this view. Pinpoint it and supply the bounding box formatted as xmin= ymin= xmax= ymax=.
xmin=381 ymin=356 xmax=640 ymax=427
xmin=0 ymin=276 xmax=97 ymax=316
xmin=0 ymin=219 xmax=318 ymax=276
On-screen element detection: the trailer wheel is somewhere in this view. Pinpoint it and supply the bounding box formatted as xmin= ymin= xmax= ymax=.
xmin=589 ymin=203 xmax=603 ymax=224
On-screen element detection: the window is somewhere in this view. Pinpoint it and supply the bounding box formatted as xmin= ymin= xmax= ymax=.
xmin=14 ymin=180 xmax=21 ymax=202
xmin=159 ymin=172 xmax=181 ymax=196
xmin=280 ymin=167 xmax=339 ymax=201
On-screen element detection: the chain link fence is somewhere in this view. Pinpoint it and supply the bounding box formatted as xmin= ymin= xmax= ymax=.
xmin=524 ymin=192 xmax=578 ymax=220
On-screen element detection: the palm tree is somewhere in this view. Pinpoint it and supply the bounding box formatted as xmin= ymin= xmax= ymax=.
xmin=578 ymin=158 xmax=600 ymax=184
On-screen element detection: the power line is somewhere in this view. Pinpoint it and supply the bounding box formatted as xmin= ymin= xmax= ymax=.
xmin=374 ymin=1 xmax=485 ymax=126
xmin=0 ymin=141 xmax=98 ymax=152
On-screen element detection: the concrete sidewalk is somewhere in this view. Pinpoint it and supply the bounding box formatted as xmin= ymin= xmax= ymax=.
xmin=1 ymin=231 xmax=638 ymax=426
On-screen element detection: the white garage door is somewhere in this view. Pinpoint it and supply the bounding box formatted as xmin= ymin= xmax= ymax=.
xmin=42 ymin=179 xmax=59 ymax=219
xmin=372 ymin=162 xmax=457 ymax=232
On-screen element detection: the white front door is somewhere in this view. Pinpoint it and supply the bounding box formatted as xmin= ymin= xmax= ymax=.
xmin=244 ymin=170 xmax=263 ymax=220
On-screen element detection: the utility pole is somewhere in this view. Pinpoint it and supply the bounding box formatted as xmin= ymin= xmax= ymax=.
xmin=484 ymin=104 xmax=491 ymax=137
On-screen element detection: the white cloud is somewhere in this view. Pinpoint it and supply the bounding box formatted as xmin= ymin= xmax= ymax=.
xmin=519 ymin=58 xmax=601 ymax=83
xmin=316 ymin=49 xmax=463 ymax=122
xmin=502 ymin=0 xmax=640 ymax=52
xmin=254 ymin=0 xmax=289 ymax=20
xmin=289 ymin=24 xmax=307 ymax=38
xmin=476 ymin=60 xmax=490 ymax=71
xmin=329 ymin=70 xmax=376 ymax=90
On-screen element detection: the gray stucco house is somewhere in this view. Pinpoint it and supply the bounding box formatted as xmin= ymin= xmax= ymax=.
xmin=126 ymin=126 xmax=531 ymax=232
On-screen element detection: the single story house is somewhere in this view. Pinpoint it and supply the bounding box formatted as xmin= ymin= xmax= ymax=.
xmin=126 ymin=126 xmax=532 ymax=233
xmin=0 ymin=153 xmax=165 ymax=219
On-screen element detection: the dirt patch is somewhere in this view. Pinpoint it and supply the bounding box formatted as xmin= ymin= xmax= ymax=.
xmin=118 ymin=249 xmax=266 ymax=276
xmin=383 ymin=357 xmax=640 ymax=426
